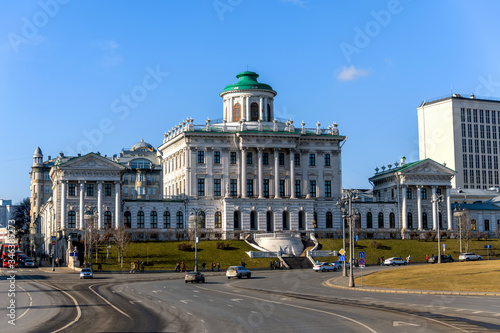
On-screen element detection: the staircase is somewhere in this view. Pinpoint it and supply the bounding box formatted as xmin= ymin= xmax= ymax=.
xmin=282 ymin=256 xmax=313 ymax=269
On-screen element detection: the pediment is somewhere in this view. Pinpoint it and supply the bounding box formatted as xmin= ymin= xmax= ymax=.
xmin=399 ymin=159 xmax=455 ymax=176
xmin=59 ymin=153 xmax=125 ymax=171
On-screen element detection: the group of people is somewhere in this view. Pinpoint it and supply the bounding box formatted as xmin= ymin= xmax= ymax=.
xmin=174 ymin=262 xmax=186 ymax=272
xmin=200 ymin=262 xmax=221 ymax=272
xmin=130 ymin=261 xmax=145 ymax=273
xmin=270 ymin=260 xmax=283 ymax=270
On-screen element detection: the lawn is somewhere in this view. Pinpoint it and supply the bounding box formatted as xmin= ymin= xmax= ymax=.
xmin=356 ymin=260 xmax=500 ymax=292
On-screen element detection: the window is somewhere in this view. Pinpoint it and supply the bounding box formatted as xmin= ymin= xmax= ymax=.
xmin=198 ymin=151 xmax=205 ymax=164
xmin=45 ymin=185 xmax=50 ymax=194
xmin=214 ymin=179 xmax=221 ymax=196
xmin=295 ymin=180 xmax=301 ymax=197
xmin=263 ymin=152 xmax=269 ymax=165
xmin=214 ymin=211 xmax=222 ymax=228
xmin=423 ymin=212 xmax=428 ymax=229
xmin=263 ymin=179 xmax=269 ymax=198
xmin=230 ymin=152 xmax=237 ymax=164
xmin=68 ymin=183 xmax=76 ymax=196
xmin=325 ymin=180 xmax=332 ymax=198
xmin=407 ymin=212 xmax=413 ymax=229
xmin=124 ymin=211 xmax=131 ymax=228
xmin=310 ymin=180 xmax=316 ymax=198
xmin=150 ymin=211 xmax=158 ymax=228
xmin=68 ymin=211 xmax=76 ymax=228
xmin=163 ymin=211 xmax=170 ymax=228
xmin=246 ymin=152 xmax=252 ymax=164
xmin=406 ymin=188 xmax=412 ymax=199
xmin=87 ymin=184 xmax=94 ymax=196
xmin=124 ymin=187 xmax=129 ymax=195
xmin=230 ymin=179 xmax=237 ymax=196
xmin=421 ymin=188 xmax=427 ymax=200
xmin=247 ymin=179 xmax=254 ymax=197
xmin=250 ymin=102 xmax=259 ymax=121
xmin=137 ymin=211 xmax=145 ymax=228
xmin=282 ymin=211 xmax=289 ymax=230
xmin=309 ymin=154 xmax=316 ymax=166
xmin=214 ymin=151 xmax=221 ymax=164
xmin=250 ymin=211 xmax=257 ymax=230
xmin=138 ymin=174 xmax=145 ymax=182
xmin=324 ymin=154 xmax=331 ymax=166
xmin=131 ymin=174 xmax=136 ymax=182
xmin=198 ymin=211 xmax=206 ymax=229
xmin=298 ymin=211 xmax=305 ymax=230
xmin=367 ymin=212 xmax=373 ymax=228
xmin=152 ymin=188 xmax=157 ymax=195
xmin=234 ymin=211 xmax=240 ymax=229
xmin=105 ymin=184 xmax=112 ymax=196
xmin=326 ymin=212 xmax=333 ymax=228
xmin=233 ymin=103 xmax=241 ymax=121
xmin=104 ymin=211 xmax=112 ymax=228
xmin=390 ymin=212 xmax=395 ymax=228
xmin=130 ymin=159 xmax=152 ymax=169
xmin=197 ymin=178 xmax=205 ymax=196
xmin=294 ymin=153 xmax=300 ymax=166
xmin=279 ymin=180 xmax=285 ymax=197
xmin=484 ymin=219 xmax=490 ymax=231
xmin=313 ymin=212 xmax=318 ymax=228
xmin=378 ymin=212 xmax=384 ymax=228
xmin=436 ymin=188 xmax=441 ymax=196
xmin=279 ymin=153 xmax=285 ymax=165
xmin=176 ymin=211 xmax=183 ymax=228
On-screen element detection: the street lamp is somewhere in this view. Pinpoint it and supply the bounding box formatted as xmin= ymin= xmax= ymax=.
xmin=337 ymin=189 xmax=358 ymax=288
xmin=431 ymin=194 xmax=444 ymax=264
xmin=190 ymin=208 xmax=202 ymax=272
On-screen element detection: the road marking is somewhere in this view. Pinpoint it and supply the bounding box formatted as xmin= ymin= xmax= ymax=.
xmin=193 ymin=295 xmax=198 ymax=298
xmin=231 ymin=298 xmax=243 ymax=302
xmin=455 ymin=309 xmax=465 ymax=312
xmin=47 ymin=284 xmax=82 ymax=333
xmin=209 ymin=299 xmax=214 ymax=302
xmin=393 ymin=321 xmax=420 ymax=327
xmin=493 ymin=313 xmax=500 ymax=317
xmin=180 ymin=300 xmax=189 ymax=304
xmin=473 ymin=311 xmax=483 ymax=314
xmin=171 ymin=306 xmax=176 ymax=309
xmin=129 ymin=301 xmax=142 ymax=304
xmin=227 ymin=304 xmax=234 ymax=307
xmin=152 ymin=290 xmax=162 ymax=293
xmin=89 ymin=285 xmax=131 ymax=319
xmin=193 ymin=290 xmax=199 ymax=293
xmin=16 ymin=284 xmax=32 ymax=320
xmin=187 ymin=312 xmax=193 ymax=316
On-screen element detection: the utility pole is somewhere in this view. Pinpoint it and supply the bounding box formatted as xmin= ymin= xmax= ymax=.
xmin=337 ymin=189 xmax=358 ymax=288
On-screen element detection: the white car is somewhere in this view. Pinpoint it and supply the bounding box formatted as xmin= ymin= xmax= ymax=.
xmin=459 ymin=253 xmax=482 ymax=261
xmin=226 ymin=266 xmax=251 ymax=279
xmin=79 ymin=268 xmax=93 ymax=279
xmin=383 ymin=257 xmax=407 ymax=266
xmin=312 ymin=262 xmax=338 ymax=272
xmin=332 ymin=260 xmax=350 ymax=270
xmin=24 ymin=258 xmax=35 ymax=267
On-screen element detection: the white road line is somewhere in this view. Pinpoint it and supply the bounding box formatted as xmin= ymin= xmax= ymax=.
xmin=47 ymin=284 xmax=82 ymax=333
xmin=227 ymin=304 xmax=234 ymax=307
xmin=171 ymin=306 xmax=176 ymax=309
xmin=473 ymin=311 xmax=483 ymax=314
xmin=187 ymin=312 xmax=193 ymax=316
xmin=493 ymin=313 xmax=500 ymax=317
xmin=17 ymin=284 xmax=32 ymax=320
xmin=89 ymin=285 xmax=131 ymax=319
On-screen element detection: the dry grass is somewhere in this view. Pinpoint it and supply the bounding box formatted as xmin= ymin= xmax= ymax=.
xmin=356 ymin=260 xmax=500 ymax=292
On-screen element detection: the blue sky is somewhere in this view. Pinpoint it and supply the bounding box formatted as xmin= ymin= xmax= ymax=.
xmin=2 ymin=0 xmax=500 ymax=204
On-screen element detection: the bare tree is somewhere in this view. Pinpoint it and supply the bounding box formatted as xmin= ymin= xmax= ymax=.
xmin=455 ymin=209 xmax=473 ymax=253
xmin=113 ymin=226 xmax=131 ymax=268
xmin=12 ymin=197 xmax=31 ymax=236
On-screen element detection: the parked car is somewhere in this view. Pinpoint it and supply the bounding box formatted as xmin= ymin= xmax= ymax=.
xmin=24 ymin=258 xmax=35 ymax=267
xmin=331 ymin=260 xmax=350 ymax=270
xmin=79 ymin=268 xmax=93 ymax=279
xmin=428 ymin=255 xmax=454 ymax=263
xmin=383 ymin=257 xmax=407 ymax=266
xmin=459 ymin=253 xmax=482 ymax=261
xmin=226 ymin=266 xmax=251 ymax=279
xmin=185 ymin=271 xmax=205 ymax=283
xmin=312 ymin=262 xmax=338 ymax=272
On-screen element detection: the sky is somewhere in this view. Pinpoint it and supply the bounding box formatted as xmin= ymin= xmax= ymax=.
xmin=2 ymin=0 xmax=500 ymax=204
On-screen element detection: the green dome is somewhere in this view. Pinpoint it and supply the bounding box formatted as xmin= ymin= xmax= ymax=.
xmin=222 ymin=71 xmax=276 ymax=94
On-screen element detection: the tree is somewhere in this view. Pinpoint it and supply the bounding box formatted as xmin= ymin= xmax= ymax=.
xmin=454 ymin=209 xmax=473 ymax=253
xmin=12 ymin=197 xmax=31 ymax=237
xmin=113 ymin=226 xmax=131 ymax=268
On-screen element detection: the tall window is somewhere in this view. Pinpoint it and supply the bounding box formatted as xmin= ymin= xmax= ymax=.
xmin=309 ymin=154 xmax=316 ymax=166
xmin=484 ymin=219 xmax=490 ymax=231
xmin=197 ymin=178 xmax=205 ymax=196
xmin=325 ymin=180 xmax=332 ymax=198
xmin=421 ymin=188 xmax=427 ymax=199
xmin=214 ymin=179 xmax=221 ymax=196
xmin=198 ymin=151 xmax=205 ymax=164
xmin=282 ymin=211 xmax=289 ymax=230
xmin=267 ymin=103 xmax=271 ymax=120
xmin=423 ymin=212 xmax=428 ymax=229
xmin=214 ymin=151 xmax=221 ymax=164
xmin=250 ymin=211 xmax=257 ymax=230
xmin=263 ymin=179 xmax=269 ymax=198
xmin=105 ymin=184 xmax=112 ymax=196
xmin=230 ymin=179 xmax=237 ymax=196
xmin=279 ymin=180 xmax=285 ymax=197
xmin=198 ymin=211 xmax=206 ymax=229
xmin=214 ymin=211 xmax=222 ymax=228
xmin=326 ymin=212 xmax=333 ymax=228
xmin=310 ymin=180 xmax=316 ymax=197
xmin=367 ymin=212 xmax=373 ymax=228
xmin=230 ymin=152 xmax=237 ymax=164
xmin=68 ymin=211 xmax=76 ymax=228
xmin=250 ymin=102 xmax=259 ymax=121
xmin=176 ymin=211 xmax=183 ymax=228
xmin=313 ymin=212 xmax=318 ymax=228
xmin=233 ymin=103 xmax=241 ymax=121
xmin=247 ymin=179 xmax=254 ymax=197
xmin=124 ymin=211 xmax=131 ymax=228
xmin=324 ymin=154 xmax=331 ymax=166
xmin=150 ymin=211 xmax=158 ymax=228
xmin=406 ymin=188 xmax=412 ymax=199
xmin=294 ymin=153 xmax=300 ymax=166
xmin=263 ymin=152 xmax=269 ymax=165
xmin=390 ymin=212 xmax=395 ymax=228
xmin=163 ymin=211 xmax=170 ymax=228
xmin=378 ymin=212 xmax=384 ymax=228
xmin=104 ymin=211 xmax=112 ymax=228
xmin=407 ymin=212 xmax=413 ymax=229
xmin=279 ymin=153 xmax=285 ymax=165
xmin=68 ymin=183 xmax=76 ymax=196
xmin=295 ymin=180 xmax=301 ymax=197
xmin=137 ymin=211 xmax=145 ymax=228
xmin=234 ymin=211 xmax=240 ymax=229
xmin=87 ymin=183 xmax=94 ymax=196
xmin=246 ymin=152 xmax=252 ymax=164
xmin=298 ymin=211 xmax=305 ymax=230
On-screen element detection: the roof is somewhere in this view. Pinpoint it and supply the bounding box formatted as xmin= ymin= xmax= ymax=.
xmin=33 ymin=147 xmax=43 ymax=157
xmin=371 ymin=158 xmax=456 ymax=179
xmin=451 ymin=202 xmax=500 ymax=211
xmin=132 ymin=139 xmax=155 ymax=152
xmin=222 ymin=71 xmax=276 ymax=95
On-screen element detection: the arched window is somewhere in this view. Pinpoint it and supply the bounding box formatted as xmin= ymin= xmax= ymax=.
xmin=282 ymin=211 xmax=289 ymax=230
xmin=267 ymin=104 xmax=271 ymax=121
xmin=423 ymin=212 xmax=428 ymax=229
xmin=367 ymin=212 xmax=373 ymax=228
xmin=407 ymin=212 xmax=413 ymax=229
xmin=233 ymin=103 xmax=241 ymax=121
xmin=150 ymin=211 xmax=158 ymax=228
xmin=176 ymin=211 xmax=183 ymax=228
xmin=378 ymin=212 xmax=384 ymax=228
xmin=198 ymin=211 xmax=206 ymax=229
xmin=68 ymin=211 xmax=76 ymax=228
xmin=250 ymin=211 xmax=257 ymax=230
xmin=389 ymin=212 xmax=395 ymax=228
xmin=214 ymin=211 xmax=222 ymax=228
xmin=130 ymin=158 xmax=152 ymax=169
xmin=234 ymin=211 xmax=240 ymax=229
xmin=266 ymin=211 xmax=273 ymax=232
xmin=137 ymin=211 xmax=145 ymax=228
xmin=124 ymin=211 xmax=131 ymax=228
xmin=298 ymin=211 xmax=305 ymax=230
xmin=326 ymin=212 xmax=333 ymax=228
xmin=163 ymin=211 xmax=170 ymax=228
xmin=104 ymin=211 xmax=112 ymax=229
xmin=313 ymin=212 xmax=318 ymax=228
xmin=250 ymin=102 xmax=259 ymax=121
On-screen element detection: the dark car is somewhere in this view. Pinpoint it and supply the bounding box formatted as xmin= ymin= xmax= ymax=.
xmin=428 ymin=255 xmax=454 ymax=263
xmin=185 ymin=271 xmax=205 ymax=283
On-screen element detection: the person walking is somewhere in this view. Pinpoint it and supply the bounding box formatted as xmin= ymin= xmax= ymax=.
xmin=202 ymin=262 xmax=206 ymax=271
xmin=181 ymin=262 xmax=186 ymax=272
xmin=217 ymin=262 xmax=220 ymax=272
xmin=426 ymin=254 xmax=429 ymax=261
xmin=175 ymin=263 xmax=180 ymax=272
xmin=141 ymin=262 xmax=145 ymax=273
xmin=270 ymin=260 xmax=273 ymax=270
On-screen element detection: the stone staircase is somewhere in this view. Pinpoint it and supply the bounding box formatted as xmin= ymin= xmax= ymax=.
xmin=282 ymin=256 xmax=313 ymax=269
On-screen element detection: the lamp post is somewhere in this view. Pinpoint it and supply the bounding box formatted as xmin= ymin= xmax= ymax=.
xmin=341 ymin=211 xmax=347 ymax=277
xmin=454 ymin=204 xmax=464 ymax=254
xmin=337 ymin=189 xmax=358 ymax=288
xmin=431 ymin=194 xmax=444 ymax=264
xmin=190 ymin=208 xmax=202 ymax=272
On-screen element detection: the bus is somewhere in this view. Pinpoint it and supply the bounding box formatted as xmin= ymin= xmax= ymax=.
xmin=1 ymin=243 xmax=19 ymax=268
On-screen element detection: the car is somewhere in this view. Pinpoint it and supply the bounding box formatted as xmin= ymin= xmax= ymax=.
xmin=79 ymin=268 xmax=93 ymax=279
xmin=427 ymin=255 xmax=454 ymax=263
xmin=332 ymin=260 xmax=350 ymax=270
xmin=383 ymin=257 xmax=407 ymax=266
xmin=226 ymin=266 xmax=251 ymax=279
xmin=24 ymin=258 xmax=35 ymax=267
xmin=459 ymin=253 xmax=482 ymax=261
xmin=312 ymin=262 xmax=338 ymax=272
xmin=184 ymin=271 xmax=205 ymax=283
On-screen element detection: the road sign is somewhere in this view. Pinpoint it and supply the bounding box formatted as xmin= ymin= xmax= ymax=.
xmin=358 ymin=251 xmax=365 ymax=259
xmin=485 ymin=245 xmax=491 ymax=249
xmin=52 ymin=241 xmax=56 ymax=246
xmin=355 ymin=236 xmax=358 ymax=242
xmin=443 ymin=243 xmax=446 ymax=252
xmin=359 ymin=258 xmax=365 ymax=267
xmin=339 ymin=255 xmax=345 ymax=261
xmin=70 ymin=252 xmax=79 ymax=257
xmin=51 ymin=236 xmax=56 ymax=241
xmin=339 ymin=249 xmax=345 ymax=256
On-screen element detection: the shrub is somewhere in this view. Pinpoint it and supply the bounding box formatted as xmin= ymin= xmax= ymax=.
xmin=216 ymin=242 xmax=230 ymax=250
xmin=177 ymin=243 xmax=192 ymax=251
xmin=369 ymin=241 xmax=383 ymax=249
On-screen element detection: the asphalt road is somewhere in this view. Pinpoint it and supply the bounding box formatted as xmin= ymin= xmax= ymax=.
xmin=1 ymin=266 xmax=499 ymax=332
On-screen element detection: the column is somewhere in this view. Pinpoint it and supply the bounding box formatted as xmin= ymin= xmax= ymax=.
xmin=274 ymin=149 xmax=280 ymax=199
xmin=401 ymin=186 xmax=407 ymax=229
xmin=61 ymin=181 xmax=66 ymax=229
xmin=222 ymin=148 xmax=229 ymax=196
xmin=246 ymin=95 xmax=250 ymax=120
xmin=431 ymin=187 xmax=437 ymax=230
xmin=190 ymin=147 xmax=197 ymax=197
xmin=302 ymin=150 xmax=310 ymax=198
xmin=115 ymin=182 xmax=120 ymax=229
xmin=241 ymin=148 xmax=247 ymax=198
xmin=242 ymin=97 xmax=247 ymax=121
xmin=258 ymin=148 xmax=263 ymax=198
xmin=417 ymin=186 xmax=422 ymax=230
xmin=206 ymin=148 xmax=213 ymax=196
xmin=79 ymin=181 xmax=84 ymax=229
xmin=446 ymin=187 xmax=452 ymax=230
xmin=98 ymin=182 xmax=103 ymax=229
xmin=230 ymin=97 xmax=234 ymax=122
xmin=318 ymin=152 xmax=324 ymax=198
xmin=290 ymin=149 xmax=296 ymax=199
xmin=259 ymin=96 xmax=263 ymax=121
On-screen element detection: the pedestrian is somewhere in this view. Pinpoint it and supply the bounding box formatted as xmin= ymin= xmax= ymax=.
xmin=211 ymin=262 xmax=215 ymax=272
xmin=141 ymin=262 xmax=145 ymax=273
xmin=274 ymin=260 xmax=278 ymax=270
xmin=279 ymin=260 xmax=283 ymax=270
xmin=217 ymin=262 xmax=220 ymax=272
xmin=202 ymin=262 xmax=206 ymax=271
xmin=270 ymin=260 xmax=274 ymax=270
xmin=376 ymin=257 xmax=380 ymax=265
xmin=181 ymin=262 xmax=186 ymax=272
xmin=242 ymin=261 xmax=246 ymax=268
xmin=426 ymin=254 xmax=429 ymax=261
xmin=175 ymin=262 xmax=180 ymax=272
xmin=130 ymin=262 xmax=135 ymax=273
xmin=380 ymin=256 xmax=385 ymax=266
xmin=98 ymin=263 xmax=102 ymax=273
